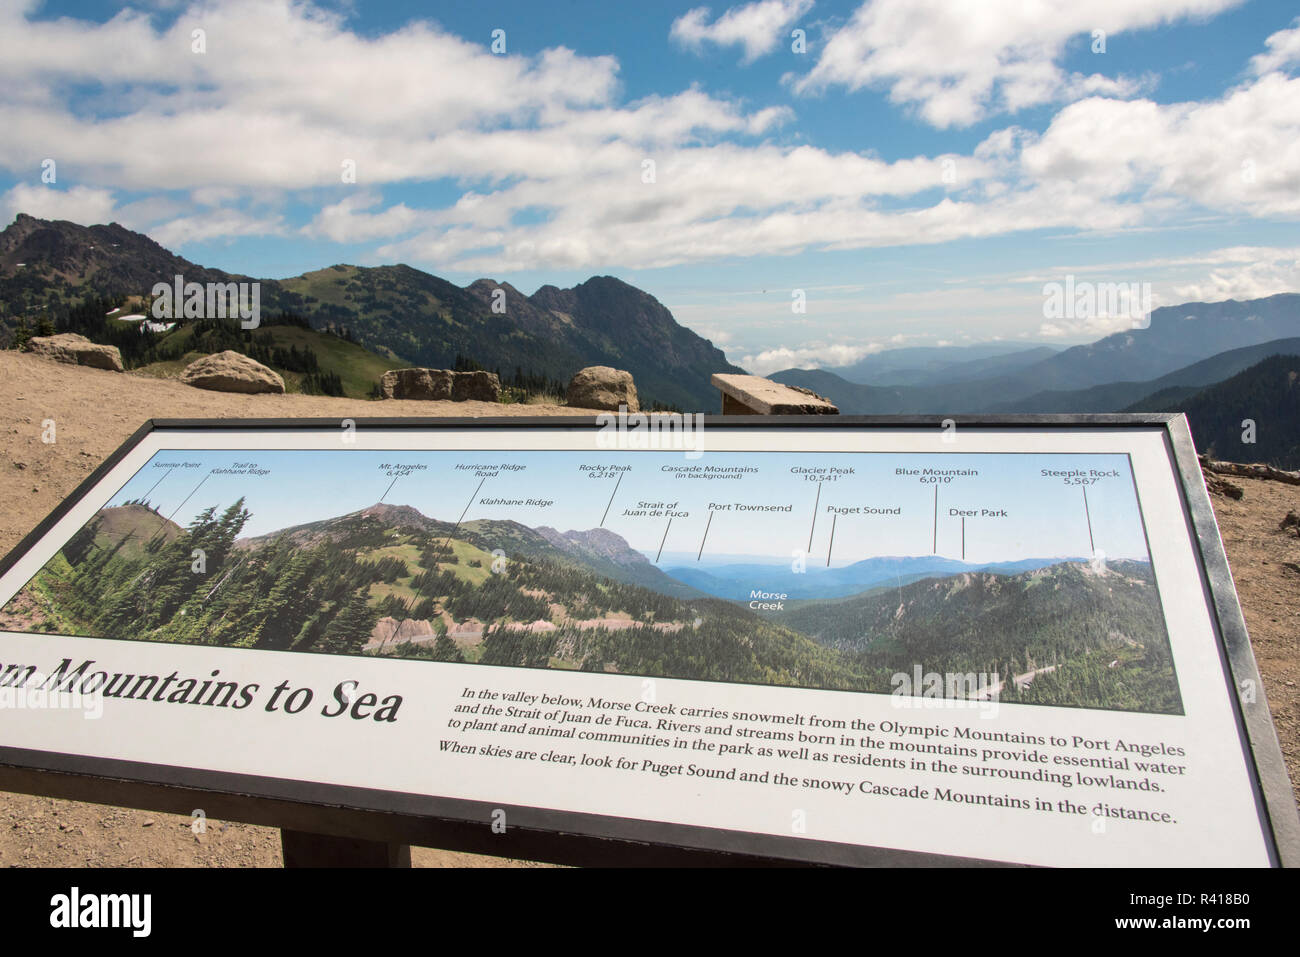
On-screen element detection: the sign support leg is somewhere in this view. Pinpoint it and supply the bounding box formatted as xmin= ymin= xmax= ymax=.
xmin=280 ymin=829 xmax=412 ymax=867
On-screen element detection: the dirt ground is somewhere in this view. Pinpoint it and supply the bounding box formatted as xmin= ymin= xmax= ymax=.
xmin=0 ymin=350 xmax=1296 ymax=866
xmin=1200 ymin=472 xmax=1300 ymax=807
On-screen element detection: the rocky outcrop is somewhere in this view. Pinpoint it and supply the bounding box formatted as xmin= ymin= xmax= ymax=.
xmin=1206 ymin=476 xmax=1244 ymax=500
xmin=380 ymin=368 xmax=500 ymax=401
xmin=451 ymin=370 xmax=501 ymax=402
xmin=1199 ymin=454 xmax=1300 ymax=486
xmin=380 ymin=368 xmax=452 ymax=400
xmin=26 ymin=333 xmax=123 ymax=372
xmin=179 ymin=350 xmax=285 ymax=394
xmin=369 ymin=617 xmax=437 ymax=649
xmin=566 ymin=365 xmax=639 ymax=411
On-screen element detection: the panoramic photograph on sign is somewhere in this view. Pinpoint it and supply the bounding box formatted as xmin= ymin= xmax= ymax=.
xmin=2 ymin=445 xmax=1180 ymax=714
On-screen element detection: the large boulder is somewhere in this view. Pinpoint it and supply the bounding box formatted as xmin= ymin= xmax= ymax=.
xmin=179 ymin=350 xmax=285 ymax=394
xmin=380 ymin=368 xmax=500 ymax=402
xmin=566 ymin=366 xmax=639 ymax=412
xmin=452 ymin=370 xmax=501 ymax=402
xmin=26 ymin=333 xmax=123 ymax=372
xmin=381 ymin=368 xmax=453 ymax=400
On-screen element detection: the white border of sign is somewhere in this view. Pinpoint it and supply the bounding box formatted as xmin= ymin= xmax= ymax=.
xmin=0 ymin=415 xmax=1294 ymax=867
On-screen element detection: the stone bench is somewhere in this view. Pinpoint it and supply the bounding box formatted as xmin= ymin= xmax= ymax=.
xmin=710 ymin=374 xmax=838 ymax=415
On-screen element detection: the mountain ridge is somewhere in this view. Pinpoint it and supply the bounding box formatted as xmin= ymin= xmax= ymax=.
xmin=236 ymin=500 xmax=703 ymax=598
xmin=0 ymin=214 xmax=743 ymax=410
xmin=772 ymin=296 xmax=1300 ymax=414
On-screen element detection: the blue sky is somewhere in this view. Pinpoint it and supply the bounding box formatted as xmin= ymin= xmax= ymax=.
xmin=1 ymin=0 xmax=1298 ymax=372
xmin=107 ymin=448 xmax=1151 ymax=563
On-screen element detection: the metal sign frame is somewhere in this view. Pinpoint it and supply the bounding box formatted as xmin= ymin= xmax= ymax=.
xmin=0 ymin=413 xmax=1295 ymax=867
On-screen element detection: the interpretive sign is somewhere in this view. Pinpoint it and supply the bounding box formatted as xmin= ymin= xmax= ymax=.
xmin=0 ymin=415 xmax=1295 ymax=866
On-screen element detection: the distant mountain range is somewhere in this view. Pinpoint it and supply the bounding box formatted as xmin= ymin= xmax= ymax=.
xmin=234 ymin=501 xmax=1115 ymax=608
xmin=0 ymin=213 xmax=742 ymax=409
xmin=988 ymin=337 xmax=1300 ymax=414
xmin=4 ymin=212 xmax=1297 ymax=427
xmin=664 ymin=554 xmax=1092 ymax=602
xmin=829 ymin=342 xmax=1061 ymax=387
xmin=773 ymin=294 xmax=1300 ymax=416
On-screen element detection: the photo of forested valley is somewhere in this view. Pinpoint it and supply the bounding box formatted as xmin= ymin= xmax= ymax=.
xmin=1 ymin=494 xmax=1181 ymax=716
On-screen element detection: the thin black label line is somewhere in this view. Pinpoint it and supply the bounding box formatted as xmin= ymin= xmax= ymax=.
xmin=600 ymin=471 xmax=623 ymax=528
xmin=697 ymin=511 xmax=713 ymax=561
xmin=961 ymin=516 xmax=965 ymax=561
xmin=438 ymin=475 xmax=487 ymax=555
xmin=108 ymin=466 xmax=177 ymax=552
xmin=165 ymin=473 xmax=210 ymax=523
xmin=932 ymin=485 xmax=938 ymax=554
xmin=1082 ymin=485 xmax=1095 ymax=554
xmin=655 ymin=517 xmax=673 ymax=563
xmin=826 ymin=513 xmax=837 ymax=567
xmin=147 ymin=472 xmax=210 ymax=544
xmin=378 ymin=475 xmax=399 ymax=503
xmin=140 ymin=465 xmax=177 ymax=501
xmin=407 ymin=474 xmax=489 ymax=614
xmin=807 ymin=482 xmax=821 ymax=551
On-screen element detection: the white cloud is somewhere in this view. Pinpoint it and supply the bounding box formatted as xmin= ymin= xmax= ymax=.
xmin=1038 ymin=314 xmax=1148 ymax=339
xmin=739 ymin=341 xmax=885 ymax=374
xmin=1250 ymin=17 xmax=1300 ymax=74
xmin=791 ymin=0 xmax=1240 ymax=127
xmin=1 ymin=183 xmax=116 ymax=225
xmin=0 ymin=1 xmax=622 ymax=191
xmin=671 ymin=0 xmax=814 ymax=63
xmin=0 ymin=0 xmax=1294 ymax=281
xmin=1020 ymin=73 xmax=1300 ymax=219
xmin=303 ymin=190 xmax=426 ymax=243
xmin=148 ymin=209 xmax=288 ymax=247
xmin=1170 ymin=248 xmax=1300 ymax=302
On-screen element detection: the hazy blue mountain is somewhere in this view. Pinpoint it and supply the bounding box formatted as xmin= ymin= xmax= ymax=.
xmin=773 ymin=296 xmax=1300 ymax=413
xmin=1035 ymin=294 xmax=1300 ymax=388
xmin=663 ymin=554 xmax=1086 ymax=601
xmin=901 ymin=346 xmax=1060 ymax=386
xmin=988 ymin=337 xmax=1300 ymax=413
xmin=827 ymin=343 xmax=1058 ymax=386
